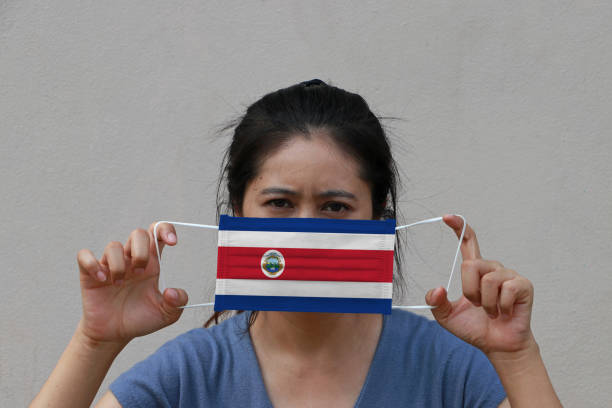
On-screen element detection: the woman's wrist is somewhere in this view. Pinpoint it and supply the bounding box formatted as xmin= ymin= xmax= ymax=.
xmin=485 ymin=332 xmax=540 ymax=371
xmin=74 ymin=321 xmax=129 ymax=357
xmin=486 ymin=333 xmax=562 ymax=407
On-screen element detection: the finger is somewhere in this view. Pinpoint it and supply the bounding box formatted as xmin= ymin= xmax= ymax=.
xmin=461 ymin=259 xmax=482 ymax=306
xmin=499 ymin=277 xmax=533 ymax=318
xmin=159 ymin=288 xmax=188 ymax=325
xmin=426 ymin=287 xmax=453 ymax=324
xmin=443 ymin=214 xmax=481 ymax=260
xmin=480 ymin=268 xmax=518 ymax=318
xmin=148 ymin=222 xmax=177 ymax=257
xmin=461 ymin=259 xmax=505 ymax=306
xmin=125 ymin=228 xmax=150 ymax=274
xmin=77 ymin=249 xmax=107 ymax=283
xmin=101 ymin=241 xmax=126 ymax=284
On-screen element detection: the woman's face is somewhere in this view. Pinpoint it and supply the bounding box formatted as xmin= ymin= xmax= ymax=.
xmin=241 ymin=132 xmax=373 ymax=220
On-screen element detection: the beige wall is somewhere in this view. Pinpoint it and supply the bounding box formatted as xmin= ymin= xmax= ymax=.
xmin=2 ymin=1 xmax=611 ymax=406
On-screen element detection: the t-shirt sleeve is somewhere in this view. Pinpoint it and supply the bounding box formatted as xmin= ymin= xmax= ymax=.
xmin=442 ymin=339 xmax=507 ymax=407
xmin=109 ymin=339 xmax=183 ymax=408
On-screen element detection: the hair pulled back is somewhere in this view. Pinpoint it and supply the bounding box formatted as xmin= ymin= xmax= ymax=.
xmin=207 ymin=80 xmax=401 ymax=327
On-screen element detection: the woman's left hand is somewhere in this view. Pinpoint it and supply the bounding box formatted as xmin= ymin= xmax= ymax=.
xmin=426 ymin=215 xmax=536 ymax=355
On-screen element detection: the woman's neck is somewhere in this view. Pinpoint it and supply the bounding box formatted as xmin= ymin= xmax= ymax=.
xmin=250 ymin=311 xmax=383 ymax=366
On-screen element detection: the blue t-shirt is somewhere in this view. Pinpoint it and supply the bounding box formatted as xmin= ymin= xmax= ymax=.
xmin=110 ymin=310 xmax=506 ymax=407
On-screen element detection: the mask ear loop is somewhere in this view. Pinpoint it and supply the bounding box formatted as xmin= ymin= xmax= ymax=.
xmin=153 ymin=216 xmax=467 ymax=312
xmin=392 ymin=214 xmax=466 ymax=310
xmin=153 ymin=221 xmax=218 ymax=309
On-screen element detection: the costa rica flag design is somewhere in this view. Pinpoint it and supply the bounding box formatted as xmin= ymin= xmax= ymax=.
xmin=214 ymin=215 xmax=396 ymax=314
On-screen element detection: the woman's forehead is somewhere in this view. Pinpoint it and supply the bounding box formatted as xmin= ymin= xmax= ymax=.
xmin=251 ymin=136 xmax=369 ymax=194
xmin=259 ymin=138 xmax=359 ymax=175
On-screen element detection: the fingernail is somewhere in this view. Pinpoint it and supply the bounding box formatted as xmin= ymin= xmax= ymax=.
xmin=487 ymin=312 xmax=497 ymax=319
xmin=167 ymin=232 xmax=177 ymax=243
xmin=166 ymin=288 xmax=178 ymax=300
xmin=96 ymin=271 xmax=107 ymax=282
xmin=134 ymin=268 xmax=144 ymax=275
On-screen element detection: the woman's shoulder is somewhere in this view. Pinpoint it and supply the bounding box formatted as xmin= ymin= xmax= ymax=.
xmin=164 ymin=312 xmax=250 ymax=348
xmin=152 ymin=311 xmax=252 ymax=369
xmin=114 ymin=312 xmax=252 ymax=377
xmin=384 ymin=309 xmax=481 ymax=361
xmin=358 ymin=310 xmax=506 ymax=407
xmin=110 ymin=312 xmax=262 ymax=407
xmin=367 ymin=309 xmax=506 ymax=406
xmin=385 ymin=308 xmax=449 ymax=339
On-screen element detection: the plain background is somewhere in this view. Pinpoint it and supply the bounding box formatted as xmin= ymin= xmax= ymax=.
xmin=2 ymin=1 xmax=611 ymax=406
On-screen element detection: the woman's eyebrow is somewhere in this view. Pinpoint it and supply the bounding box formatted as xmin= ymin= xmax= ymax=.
xmin=260 ymin=187 xmax=298 ymax=195
xmin=317 ymin=190 xmax=356 ymax=199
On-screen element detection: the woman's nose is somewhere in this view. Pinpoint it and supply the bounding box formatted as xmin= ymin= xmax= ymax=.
xmin=295 ymin=206 xmax=317 ymax=219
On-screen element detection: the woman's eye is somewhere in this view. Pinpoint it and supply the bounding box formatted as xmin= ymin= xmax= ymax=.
xmin=267 ymin=199 xmax=292 ymax=208
xmin=322 ymin=202 xmax=350 ymax=213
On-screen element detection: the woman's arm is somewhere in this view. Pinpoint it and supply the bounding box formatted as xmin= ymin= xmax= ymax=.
xmin=489 ymin=340 xmax=561 ymax=407
xmin=97 ymin=391 xmax=123 ymax=408
xmin=426 ymin=215 xmax=562 ymax=407
xmin=30 ymin=324 xmax=125 ymax=407
xmin=30 ymin=223 xmax=188 ymax=408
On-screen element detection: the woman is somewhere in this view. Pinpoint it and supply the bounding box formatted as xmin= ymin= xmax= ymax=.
xmin=31 ymin=80 xmax=561 ymax=407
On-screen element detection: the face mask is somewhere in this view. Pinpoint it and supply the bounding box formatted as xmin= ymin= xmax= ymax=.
xmin=154 ymin=214 xmax=465 ymax=314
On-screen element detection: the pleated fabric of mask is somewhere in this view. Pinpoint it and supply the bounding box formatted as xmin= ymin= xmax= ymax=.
xmin=214 ymin=215 xmax=396 ymax=314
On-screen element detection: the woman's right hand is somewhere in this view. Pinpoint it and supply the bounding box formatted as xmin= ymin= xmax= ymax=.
xmin=75 ymin=222 xmax=188 ymax=346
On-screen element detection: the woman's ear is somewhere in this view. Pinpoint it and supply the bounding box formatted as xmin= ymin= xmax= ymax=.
xmin=232 ymin=202 xmax=242 ymax=217
xmin=373 ymin=200 xmax=387 ymax=220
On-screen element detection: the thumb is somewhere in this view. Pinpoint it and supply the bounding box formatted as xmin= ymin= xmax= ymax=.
xmin=426 ymin=287 xmax=453 ymax=325
xmin=160 ymin=288 xmax=189 ymax=324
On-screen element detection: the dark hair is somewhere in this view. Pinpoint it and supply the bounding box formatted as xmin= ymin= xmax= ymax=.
xmin=206 ymin=80 xmax=402 ymax=328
